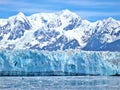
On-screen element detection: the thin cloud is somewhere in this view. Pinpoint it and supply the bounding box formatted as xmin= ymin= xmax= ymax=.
xmin=49 ymin=0 xmax=120 ymax=7
xmin=0 ymin=0 xmax=10 ymax=4
xmin=0 ymin=0 xmax=21 ymax=5
xmin=76 ymin=11 xmax=120 ymax=19
xmin=16 ymin=8 xmax=56 ymax=14
xmin=0 ymin=0 xmax=56 ymax=13
xmin=1 ymin=0 xmax=120 ymax=13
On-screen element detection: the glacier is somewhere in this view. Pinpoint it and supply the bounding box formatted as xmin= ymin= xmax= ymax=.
xmin=0 ymin=10 xmax=120 ymax=76
xmin=0 ymin=49 xmax=120 ymax=76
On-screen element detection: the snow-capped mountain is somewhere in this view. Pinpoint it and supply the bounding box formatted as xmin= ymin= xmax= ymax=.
xmin=0 ymin=10 xmax=120 ymax=51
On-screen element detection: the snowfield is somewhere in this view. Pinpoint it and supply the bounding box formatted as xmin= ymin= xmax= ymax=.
xmin=0 ymin=10 xmax=120 ymax=51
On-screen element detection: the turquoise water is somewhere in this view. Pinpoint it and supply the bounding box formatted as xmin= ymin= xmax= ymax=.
xmin=0 ymin=76 xmax=120 ymax=90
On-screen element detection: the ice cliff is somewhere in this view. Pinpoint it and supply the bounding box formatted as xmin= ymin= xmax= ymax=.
xmin=0 ymin=50 xmax=120 ymax=76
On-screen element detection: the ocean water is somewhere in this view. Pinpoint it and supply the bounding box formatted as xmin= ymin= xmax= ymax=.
xmin=0 ymin=76 xmax=120 ymax=90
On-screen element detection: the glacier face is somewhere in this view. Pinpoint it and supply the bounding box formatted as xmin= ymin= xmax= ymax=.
xmin=0 ymin=10 xmax=120 ymax=51
xmin=0 ymin=50 xmax=120 ymax=76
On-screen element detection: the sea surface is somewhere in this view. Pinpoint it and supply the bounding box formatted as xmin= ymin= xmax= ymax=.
xmin=0 ymin=76 xmax=120 ymax=90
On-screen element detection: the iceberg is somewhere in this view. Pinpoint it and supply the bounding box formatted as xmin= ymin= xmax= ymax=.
xmin=0 ymin=49 xmax=120 ymax=76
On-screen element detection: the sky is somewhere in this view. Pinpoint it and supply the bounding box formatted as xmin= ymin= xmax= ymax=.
xmin=0 ymin=0 xmax=120 ymax=21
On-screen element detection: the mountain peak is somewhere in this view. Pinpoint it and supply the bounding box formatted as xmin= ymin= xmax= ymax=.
xmin=15 ymin=12 xmax=28 ymax=22
xmin=106 ymin=17 xmax=117 ymax=22
xmin=17 ymin=12 xmax=25 ymax=17
xmin=62 ymin=9 xmax=76 ymax=15
xmin=56 ymin=9 xmax=79 ymax=17
xmin=62 ymin=9 xmax=73 ymax=13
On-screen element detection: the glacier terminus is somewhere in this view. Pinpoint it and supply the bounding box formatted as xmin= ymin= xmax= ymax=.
xmin=0 ymin=50 xmax=120 ymax=76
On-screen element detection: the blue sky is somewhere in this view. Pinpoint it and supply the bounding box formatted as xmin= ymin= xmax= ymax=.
xmin=0 ymin=0 xmax=120 ymax=21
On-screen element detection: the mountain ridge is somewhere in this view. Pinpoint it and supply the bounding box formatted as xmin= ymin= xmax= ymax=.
xmin=0 ymin=10 xmax=120 ymax=51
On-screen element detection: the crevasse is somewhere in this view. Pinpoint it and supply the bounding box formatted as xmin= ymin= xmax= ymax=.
xmin=0 ymin=50 xmax=120 ymax=76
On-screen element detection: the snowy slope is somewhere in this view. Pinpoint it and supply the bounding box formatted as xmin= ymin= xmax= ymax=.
xmin=83 ymin=18 xmax=120 ymax=51
xmin=0 ymin=10 xmax=120 ymax=51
